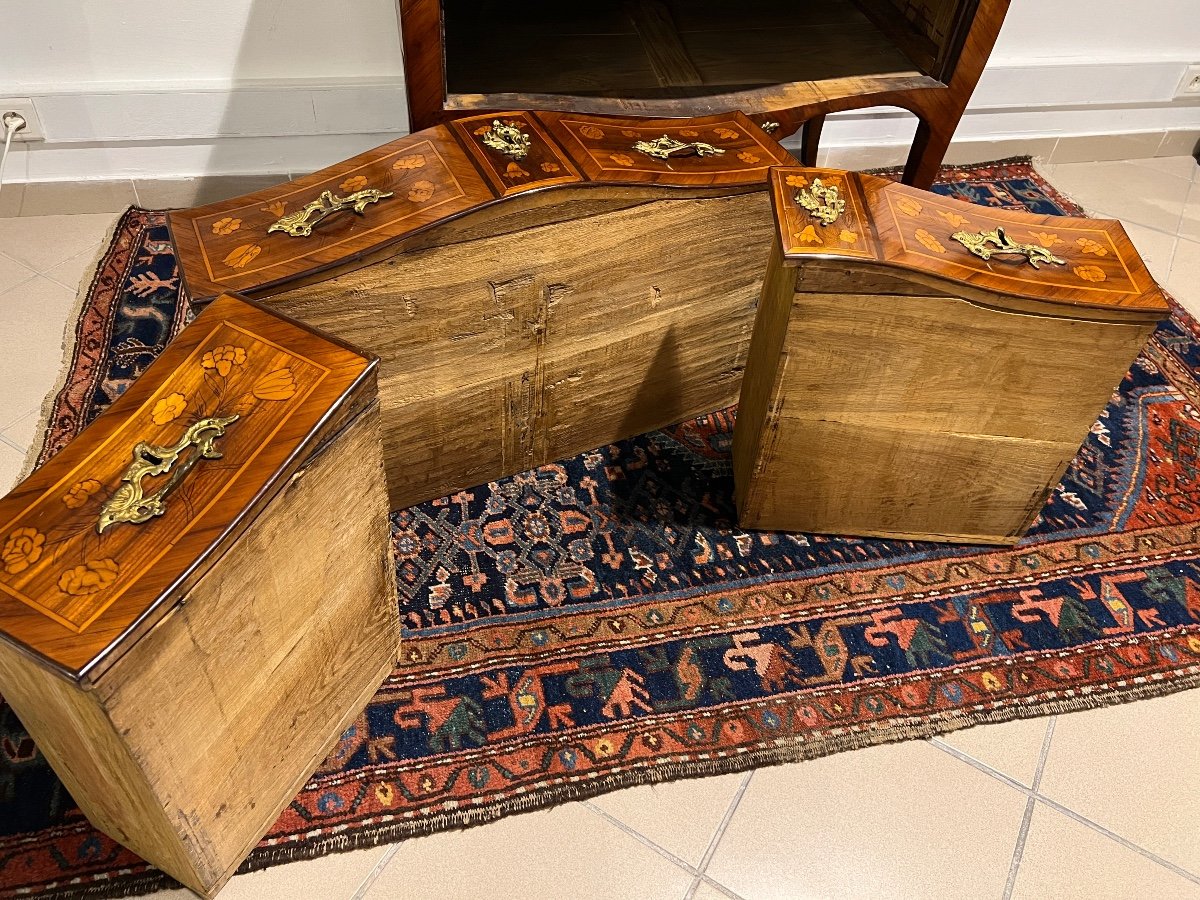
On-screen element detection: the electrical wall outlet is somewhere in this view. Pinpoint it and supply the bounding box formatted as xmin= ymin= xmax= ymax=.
xmin=1178 ymin=65 xmax=1200 ymax=99
xmin=0 ymin=98 xmax=44 ymax=142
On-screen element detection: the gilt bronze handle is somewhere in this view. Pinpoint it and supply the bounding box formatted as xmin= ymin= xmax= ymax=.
xmin=267 ymin=188 xmax=394 ymax=238
xmin=97 ymin=415 xmax=238 ymax=534
xmin=950 ymin=227 xmax=1066 ymax=269
xmin=632 ymin=135 xmax=725 ymax=160
xmin=795 ymin=178 xmax=845 ymax=227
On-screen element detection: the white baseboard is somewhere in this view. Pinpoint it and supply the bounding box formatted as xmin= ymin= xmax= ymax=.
xmin=3 ymin=58 xmax=1200 ymax=183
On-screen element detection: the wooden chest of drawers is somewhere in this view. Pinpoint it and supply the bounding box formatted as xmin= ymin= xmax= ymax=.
xmin=169 ymin=110 xmax=793 ymax=510
xmin=0 ymin=294 xmax=399 ymax=896
xmin=733 ymin=167 xmax=1170 ymax=544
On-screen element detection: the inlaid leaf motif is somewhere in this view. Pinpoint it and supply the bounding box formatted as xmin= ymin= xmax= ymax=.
xmin=797 ymin=225 xmax=822 ymax=245
xmin=211 ymin=217 xmax=241 ymax=235
xmin=253 ymin=368 xmax=297 ymax=401
xmin=785 ymin=174 xmax=809 ymax=188
xmin=679 ymin=129 xmax=699 ymax=138
xmin=2 ymin=527 xmax=45 ymax=575
xmin=1074 ymin=264 xmax=1107 ymax=283
xmin=937 ymin=210 xmax=970 ymax=228
xmin=915 ymin=229 xmax=946 ymax=253
xmin=1030 ymin=231 xmax=1060 ymax=248
xmin=261 ymin=200 xmax=287 ymax=217
xmin=1076 ymin=237 xmax=1108 ymax=257
xmin=407 ymin=180 xmax=436 ymax=202
xmin=713 ymin=127 xmax=740 ymax=140
xmin=610 ymin=153 xmax=635 ymax=167
xmin=839 ymin=230 xmax=859 ymax=245
xmin=223 ymin=244 xmax=262 ymax=269
xmin=340 ymin=175 xmax=368 ymax=193
xmin=201 ymin=345 xmax=248 ymax=377
xmin=151 ymin=392 xmax=187 ymax=425
xmin=392 ymin=154 xmax=427 ymax=170
xmin=737 ymin=151 xmax=761 ymax=164
xmin=473 ymin=125 xmax=491 ymax=136
xmin=579 ymin=125 xmax=604 ymax=140
xmin=621 ymin=129 xmax=639 ymax=138
xmin=59 ymin=559 xmax=120 ymax=596
xmin=895 ymin=196 xmax=923 ymax=217
xmin=63 ymin=479 xmax=102 ymax=510
xmin=540 ymin=162 xmax=561 ymax=173
xmin=503 ymin=163 xmax=529 ymax=180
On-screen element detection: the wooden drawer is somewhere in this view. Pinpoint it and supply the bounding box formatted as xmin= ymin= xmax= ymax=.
xmin=0 ymin=294 xmax=398 ymax=896
xmin=169 ymin=111 xmax=793 ymax=511
xmin=733 ymin=167 xmax=1170 ymax=544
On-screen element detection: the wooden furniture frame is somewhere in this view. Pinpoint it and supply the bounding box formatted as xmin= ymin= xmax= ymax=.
xmin=397 ymin=0 xmax=1010 ymax=187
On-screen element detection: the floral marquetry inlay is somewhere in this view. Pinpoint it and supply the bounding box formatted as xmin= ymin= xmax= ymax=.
xmin=2 ymin=528 xmax=44 ymax=575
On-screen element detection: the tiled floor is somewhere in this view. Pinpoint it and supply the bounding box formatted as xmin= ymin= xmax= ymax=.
xmin=1 ymin=156 xmax=1199 ymax=900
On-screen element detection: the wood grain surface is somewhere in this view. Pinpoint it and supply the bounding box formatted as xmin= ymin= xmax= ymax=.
xmin=0 ymin=293 xmax=377 ymax=680
xmin=169 ymin=110 xmax=792 ymax=302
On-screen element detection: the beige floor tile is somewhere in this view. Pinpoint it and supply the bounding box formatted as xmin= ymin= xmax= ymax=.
xmin=0 ymin=213 xmax=119 ymax=272
xmin=692 ymin=880 xmax=743 ymax=900
xmin=1049 ymin=132 xmax=1166 ymax=165
xmin=364 ymin=803 xmax=694 ymax=900
xmin=0 ymin=276 xmax=76 ymax=426
xmin=0 ymin=441 xmax=23 ymax=494
xmin=1038 ymin=160 xmax=1190 ymax=233
xmin=18 ymin=179 xmax=136 ymax=216
xmin=1120 ymin=220 xmax=1178 ymax=284
xmin=0 ymin=251 xmax=36 ymax=294
xmin=2 ymin=406 xmax=42 ymax=455
xmin=587 ymin=772 xmax=744 ymax=866
xmin=1011 ymin=803 xmax=1200 ymax=900
xmin=125 ymin=845 xmax=392 ymax=900
xmin=1038 ymin=690 xmax=1200 ymax=875
xmin=1130 ymin=156 xmax=1200 ymax=182
xmin=1178 ymin=179 xmax=1200 ymax=244
xmin=934 ymin=715 xmax=1050 ymax=787
xmin=1166 ymin=238 xmax=1200 ymax=316
xmin=43 ymin=242 xmax=103 ymax=293
xmin=705 ymin=741 xmax=1027 ymax=900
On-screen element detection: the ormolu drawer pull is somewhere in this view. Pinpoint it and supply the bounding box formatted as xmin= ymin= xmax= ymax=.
xmin=267 ymin=188 xmax=394 ymax=238
xmin=951 ymin=227 xmax=1066 ymax=269
xmin=795 ymin=178 xmax=845 ymax=227
xmin=632 ymin=135 xmax=725 ymax=160
xmin=481 ymin=120 xmax=532 ymax=160
xmin=97 ymin=415 xmax=239 ymax=533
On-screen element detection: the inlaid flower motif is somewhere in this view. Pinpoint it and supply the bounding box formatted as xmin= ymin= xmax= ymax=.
xmin=895 ymin=196 xmax=923 ymax=217
xmin=737 ymin=150 xmax=760 ymax=164
xmin=1074 ymin=264 xmax=1107 ymax=283
xmin=151 ymin=392 xmax=187 ymax=425
xmin=222 ymin=244 xmax=262 ymax=269
xmin=63 ymin=479 xmax=102 ymax=510
xmin=713 ymin=127 xmax=739 ymax=140
xmin=579 ymin=125 xmax=604 ymax=140
xmin=1030 ymin=231 xmax=1060 ymax=248
xmin=609 ymin=153 xmax=634 ymax=167
xmin=407 ymin=180 xmax=436 ymax=202
xmin=839 ymin=229 xmax=859 ymax=245
xmin=785 ymin=174 xmax=808 ymax=188
xmin=201 ymin=344 xmax=248 ymax=377
xmin=1076 ymin=237 xmax=1108 ymax=256
xmin=253 ymin=368 xmax=296 ymax=401
xmin=210 ymin=216 xmax=241 ymax=236
xmin=915 ymin=228 xmax=946 ymax=253
xmin=620 ymin=129 xmax=639 ymax=138
xmin=540 ymin=162 xmax=560 ymax=173
xmin=261 ymin=200 xmax=288 ymax=217
xmin=59 ymin=559 xmax=119 ymax=596
xmin=392 ymin=154 xmax=426 ymax=170
xmin=503 ymin=163 xmax=529 ymax=180
xmin=2 ymin=527 xmax=45 ymax=575
xmin=796 ymin=224 xmax=822 ymax=245
xmin=937 ymin=210 xmax=970 ymax=228
xmin=340 ymin=175 xmax=368 ymax=193
xmin=679 ymin=129 xmax=699 ymax=138
xmin=473 ymin=125 xmax=492 ymax=136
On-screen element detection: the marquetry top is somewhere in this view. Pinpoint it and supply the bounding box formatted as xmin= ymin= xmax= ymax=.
xmin=0 ymin=294 xmax=376 ymax=684
xmin=169 ymin=110 xmax=793 ymax=300
xmin=770 ymin=167 xmax=1170 ymax=317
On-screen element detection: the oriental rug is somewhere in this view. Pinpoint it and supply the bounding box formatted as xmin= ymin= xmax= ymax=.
xmin=3 ymin=159 xmax=1199 ymax=899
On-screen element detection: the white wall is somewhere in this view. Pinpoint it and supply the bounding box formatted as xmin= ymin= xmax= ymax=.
xmin=0 ymin=0 xmax=1198 ymax=181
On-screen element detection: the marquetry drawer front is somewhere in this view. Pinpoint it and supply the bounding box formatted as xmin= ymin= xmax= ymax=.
xmin=541 ymin=110 xmax=793 ymax=185
xmin=448 ymin=110 xmax=583 ymax=196
xmin=770 ymin=166 xmax=1165 ymax=314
